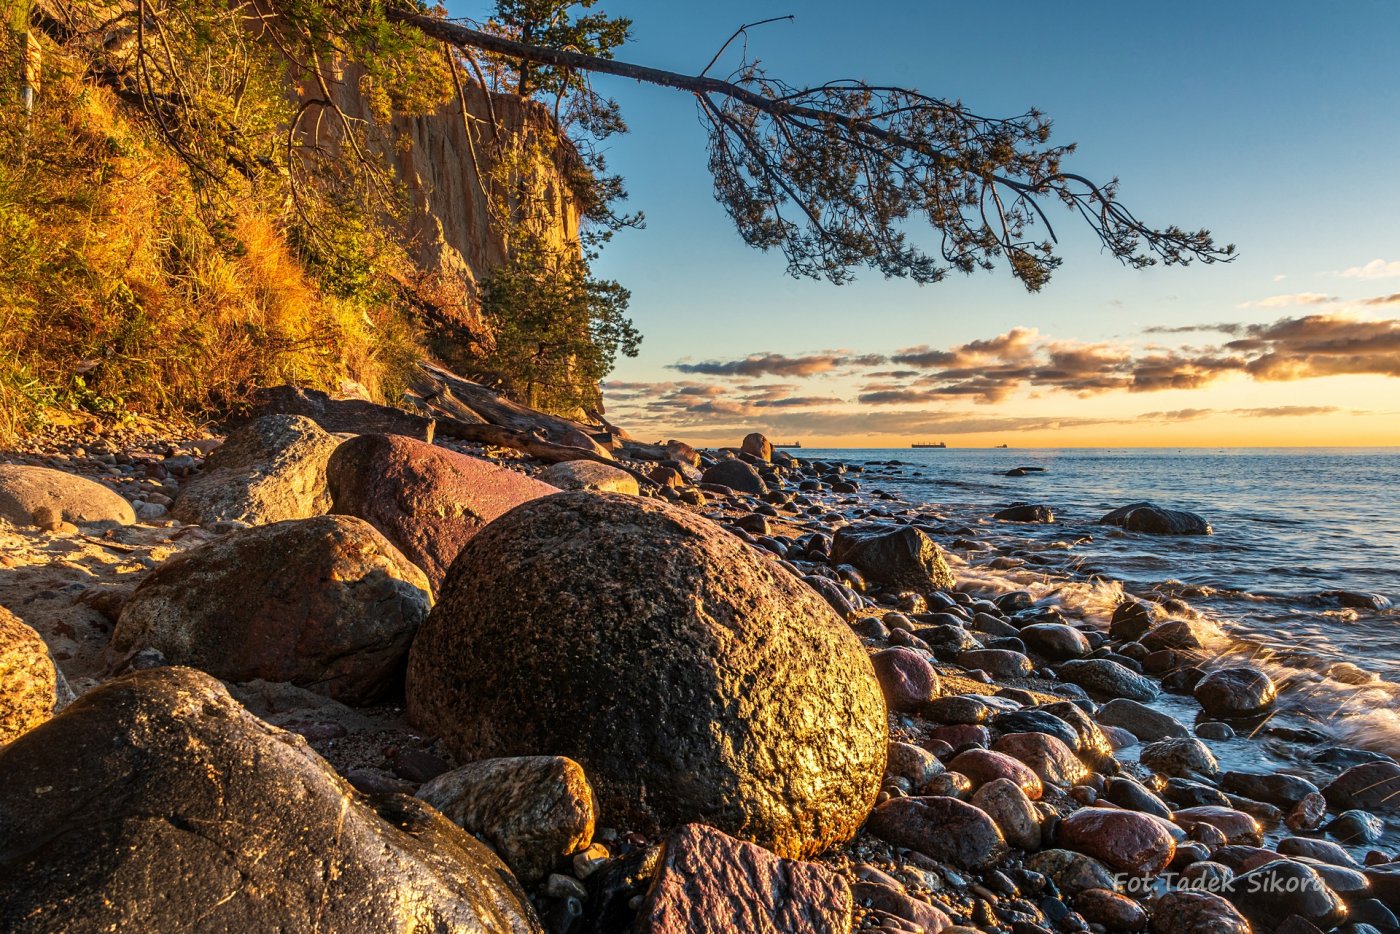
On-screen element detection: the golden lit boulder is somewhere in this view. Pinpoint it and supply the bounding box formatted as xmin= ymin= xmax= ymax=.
xmin=407 ymin=492 xmax=886 ymax=859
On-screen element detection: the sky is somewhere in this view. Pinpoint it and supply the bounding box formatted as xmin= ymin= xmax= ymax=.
xmin=453 ymin=1 xmax=1400 ymax=447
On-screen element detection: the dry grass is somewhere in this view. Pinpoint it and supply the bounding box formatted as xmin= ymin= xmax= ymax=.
xmin=0 ymin=30 xmax=422 ymax=444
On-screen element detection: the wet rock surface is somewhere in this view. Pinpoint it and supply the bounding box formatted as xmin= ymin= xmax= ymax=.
xmin=406 ymin=492 xmax=886 ymax=859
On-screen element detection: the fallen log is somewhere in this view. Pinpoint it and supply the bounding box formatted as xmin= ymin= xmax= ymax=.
xmin=434 ymin=419 xmax=660 ymax=490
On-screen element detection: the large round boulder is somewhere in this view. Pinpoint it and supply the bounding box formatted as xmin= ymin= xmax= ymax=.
xmin=0 ymin=667 xmax=541 ymax=932
xmin=109 ymin=516 xmax=431 ymax=704
xmin=171 ymin=414 xmax=339 ymax=526
xmin=327 ymin=434 xmax=557 ymax=593
xmin=536 ymin=460 xmax=639 ymax=495
xmin=1193 ymin=667 xmax=1277 ymax=718
xmin=0 ymin=608 xmax=65 ymax=745
xmin=699 ymin=458 xmax=768 ymax=495
xmin=406 ymin=492 xmax=887 ymax=859
xmin=0 ymin=465 xmax=134 ymax=528
xmin=1100 ymin=502 xmax=1212 ymax=535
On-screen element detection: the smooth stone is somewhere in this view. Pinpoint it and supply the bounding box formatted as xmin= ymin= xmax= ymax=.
xmin=1057 ymin=659 xmax=1160 ymax=702
xmin=1277 ymin=836 xmax=1363 ymax=869
xmin=994 ymin=732 xmax=1089 ymax=787
xmin=886 ymin=742 xmax=945 ymax=789
xmin=1323 ymin=762 xmax=1400 ymax=811
xmin=1287 ymin=792 xmax=1329 ymax=833
xmin=971 ymin=778 xmax=1042 ymax=851
xmin=1140 ymin=619 xmax=1217 ymax=653
xmin=1172 ymin=806 xmax=1262 ymax=845
xmin=993 ymin=503 xmax=1054 ymax=523
xmin=1024 ymin=849 xmax=1120 ymax=895
xmin=416 ymin=756 xmax=595 ymax=884
xmin=1058 ymin=807 xmax=1176 ymax=876
xmin=1100 ymin=502 xmax=1212 ymax=536
xmin=1329 ymin=809 xmax=1385 ymax=844
xmin=1103 ymin=777 xmax=1173 ymax=819
xmin=0 ymin=464 xmax=135 ymax=527
xmin=1193 ymin=667 xmax=1278 ymax=718
xmin=699 ymin=459 xmax=768 ymax=495
xmin=991 ymin=710 xmax=1081 ymax=751
xmin=1040 ymin=701 xmax=1120 ymax=772
xmin=1073 ymin=888 xmax=1147 ymax=932
xmin=1140 ymin=738 xmax=1220 ymax=779
xmin=1096 ymin=698 xmax=1190 ymax=741
xmin=958 ymin=649 xmax=1033 ymax=680
xmin=1020 ymin=624 xmax=1092 ymax=661
xmin=871 ymin=647 xmax=941 ymax=712
xmin=867 ymin=796 xmax=1007 ymax=870
xmin=537 ymin=460 xmax=640 ymax=495
xmin=1229 ymin=860 xmax=1346 ymax=930
xmin=740 ymin=433 xmax=774 ymax=462
xmin=1219 ymin=771 xmax=1319 ymax=807
xmin=1110 ymin=600 xmax=1156 ymax=642
xmin=950 ymin=749 xmax=1043 ymax=800
xmin=1149 ymin=891 xmax=1250 ymax=934
xmin=925 ymin=695 xmax=991 ymax=725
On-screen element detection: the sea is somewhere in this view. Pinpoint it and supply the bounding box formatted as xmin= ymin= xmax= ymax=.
xmin=801 ymin=447 xmax=1400 ymax=760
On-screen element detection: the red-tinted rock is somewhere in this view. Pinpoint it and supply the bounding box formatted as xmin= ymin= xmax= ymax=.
xmin=1058 ymin=808 xmax=1176 ymax=876
xmin=949 ymin=749 xmax=1043 ymax=800
xmin=971 ymin=778 xmax=1042 ymax=850
xmin=635 ymin=824 xmax=851 ymax=933
xmin=1172 ymin=806 xmax=1262 ymax=845
xmin=1149 ymin=891 xmax=1250 ymax=934
xmin=928 ymin=724 xmax=991 ymax=749
xmin=848 ymin=881 xmax=951 ymax=933
xmin=1287 ymin=792 xmax=1328 ymax=832
xmin=870 ymin=647 xmax=941 ymax=712
xmin=867 ymin=796 xmax=1007 ymax=870
xmin=740 ymin=433 xmax=774 ymax=463
xmin=1074 ymin=888 xmax=1146 ymax=931
xmin=994 ymin=732 xmax=1089 ymax=787
xmin=109 ymin=516 xmax=431 ymax=705
xmin=328 ymin=434 xmax=556 ymax=593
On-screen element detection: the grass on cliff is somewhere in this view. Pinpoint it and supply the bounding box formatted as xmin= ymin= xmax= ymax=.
xmin=0 ymin=30 xmax=422 ymax=444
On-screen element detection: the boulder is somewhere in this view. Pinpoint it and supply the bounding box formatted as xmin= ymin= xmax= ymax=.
xmin=950 ymin=749 xmax=1043 ymax=799
xmin=867 ymin=796 xmax=1007 ymax=870
xmin=1057 ymin=659 xmax=1159 ymax=702
xmin=1024 ymin=849 xmax=1120 ymax=895
xmin=536 ymin=460 xmax=640 ymax=495
xmin=0 ymin=608 xmax=64 ymax=745
xmin=1057 ymin=807 xmax=1175 ymax=876
xmin=1140 ymin=618 xmax=1217 ymax=652
xmin=740 ymin=433 xmax=774 ymax=462
xmin=1100 ymin=502 xmax=1212 ymax=535
xmin=0 ymin=464 xmax=134 ymax=528
xmin=993 ymin=732 xmax=1089 ymax=787
xmin=699 ymin=459 xmax=767 ymax=495
xmin=1074 ymin=889 xmax=1147 ymax=932
xmin=1172 ymin=806 xmax=1262 ymax=845
xmin=1110 ymin=600 xmax=1156 ymax=641
xmin=958 ymin=648 xmax=1034 ymax=679
xmin=110 ymin=516 xmax=431 ymax=704
xmin=170 ymin=415 xmax=338 ymax=526
xmin=993 ymin=503 xmax=1054 ymax=523
xmin=1219 ymin=771 xmax=1319 ymax=808
xmin=417 ymin=756 xmax=595 ymax=884
xmin=406 ymin=493 xmax=886 ymax=859
xmin=0 ymin=667 xmax=541 ymax=933
xmin=831 ymin=525 xmax=955 ymax=591
xmin=1193 ymin=667 xmax=1277 ymax=718
xmin=327 ymin=433 xmax=556 ymax=593
xmin=634 ymin=824 xmax=851 ymax=933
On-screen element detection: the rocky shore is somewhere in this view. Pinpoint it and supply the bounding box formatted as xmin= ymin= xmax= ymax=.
xmin=2 ymin=402 xmax=1399 ymax=933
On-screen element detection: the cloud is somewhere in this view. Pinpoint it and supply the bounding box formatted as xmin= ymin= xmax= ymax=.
xmin=669 ymin=351 xmax=886 ymax=378
xmin=1238 ymin=293 xmax=1336 ymax=309
xmin=1340 ymin=259 xmax=1400 ymax=280
xmin=1139 ymin=406 xmax=1345 ymax=422
xmin=1142 ymin=323 xmax=1246 ymax=335
xmin=1362 ymin=293 xmax=1400 ymax=307
xmin=891 ymin=328 xmax=1039 ymax=368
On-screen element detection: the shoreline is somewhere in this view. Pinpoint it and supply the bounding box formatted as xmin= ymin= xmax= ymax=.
xmin=2 ymin=413 xmax=1399 ymax=932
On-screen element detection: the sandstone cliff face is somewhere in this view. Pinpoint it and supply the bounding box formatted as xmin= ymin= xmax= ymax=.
xmin=322 ymin=62 xmax=583 ymax=355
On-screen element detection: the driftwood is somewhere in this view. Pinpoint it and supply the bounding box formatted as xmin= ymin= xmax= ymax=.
xmin=412 ymin=362 xmax=599 ymax=439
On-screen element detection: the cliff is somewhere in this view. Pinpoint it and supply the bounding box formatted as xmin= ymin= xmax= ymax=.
xmin=0 ymin=2 xmax=588 ymax=439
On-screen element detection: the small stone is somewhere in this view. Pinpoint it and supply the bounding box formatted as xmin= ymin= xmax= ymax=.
xmin=1056 ymin=659 xmax=1159 ymax=702
xmin=1172 ymin=806 xmax=1262 ymax=845
xmin=1096 ymin=698 xmax=1190 ymax=741
xmin=1286 ymin=792 xmax=1328 ymax=832
xmin=994 ymin=732 xmax=1089 ymax=787
xmin=1024 ymin=849 xmax=1119 ymax=895
xmin=867 ymin=796 xmax=1007 ymax=870
xmin=572 ymin=842 xmax=610 ymax=879
xmin=544 ymin=873 xmax=588 ymax=900
xmin=1073 ymin=888 xmax=1146 ymax=932
xmin=972 ymin=778 xmax=1042 ymax=850
xmin=1019 ymin=623 xmax=1091 ymax=661
xmin=1228 ymin=860 xmax=1346 ymax=931
xmin=950 ymin=749 xmax=1043 ymax=800
xmin=958 ymin=648 xmax=1033 ymax=679
xmin=1057 ymin=808 xmax=1176 ymax=876
xmin=1140 ymin=738 xmax=1220 ymax=779
xmin=870 ymin=647 xmax=941 ymax=712
xmin=1150 ymin=891 xmax=1250 ymax=934
xmin=417 ymin=756 xmax=596 ymax=885
xmin=1193 ymin=667 xmax=1277 ymax=718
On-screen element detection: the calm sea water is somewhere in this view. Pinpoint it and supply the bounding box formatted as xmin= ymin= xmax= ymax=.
xmin=801 ymin=447 xmax=1400 ymax=750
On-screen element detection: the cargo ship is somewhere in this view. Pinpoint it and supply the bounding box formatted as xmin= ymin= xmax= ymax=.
xmin=773 ymin=442 xmax=802 ymax=449
xmin=911 ymin=442 xmax=947 ymax=448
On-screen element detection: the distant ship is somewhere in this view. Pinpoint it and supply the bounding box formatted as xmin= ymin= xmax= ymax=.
xmin=774 ymin=441 xmax=802 ymax=449
xmin=995 ymin=444 xmax=1009 ymax=448
xmin=911 ymin=442 xmax=947 ymax=448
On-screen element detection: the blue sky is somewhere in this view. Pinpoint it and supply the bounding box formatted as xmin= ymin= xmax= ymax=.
xmin=450 ymin=1 xmax=1400 ymax=445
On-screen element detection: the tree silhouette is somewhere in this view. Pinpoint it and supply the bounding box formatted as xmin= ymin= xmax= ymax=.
xmin=392 ymin=9 xmax=1235 ymax=291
